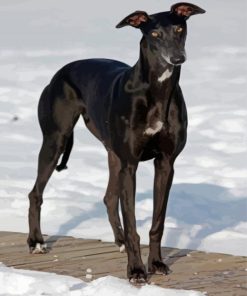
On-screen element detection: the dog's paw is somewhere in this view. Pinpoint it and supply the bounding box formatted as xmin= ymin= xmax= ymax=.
xmin=128 ymin=266 xmax=147 ymax=286
xmin=119 ymin=244 xmax=125 ymax=253
xmin=129 ymin=276 xmax=147 ymax=286
xmin=148 ymin=260 xmax=171 ymax=275
xmin=30 ymin=243 xmax=48 ymax=254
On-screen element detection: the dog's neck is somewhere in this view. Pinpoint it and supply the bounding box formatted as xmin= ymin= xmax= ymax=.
xmin=126 ymin=38 xmax=181 ymax=102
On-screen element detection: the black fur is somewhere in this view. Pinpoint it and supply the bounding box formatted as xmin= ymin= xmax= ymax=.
xmin=28 ymin=2 xmax=205 ymax=283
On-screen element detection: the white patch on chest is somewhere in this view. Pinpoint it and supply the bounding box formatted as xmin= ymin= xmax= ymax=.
xmin=158 ymin=68 xmax=172 ymax=83
xmin=144 ymin=120 xmax=163 ymax=136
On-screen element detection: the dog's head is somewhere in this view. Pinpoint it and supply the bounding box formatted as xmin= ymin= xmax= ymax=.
xmin=116 ymin=2 xmax=205 ymax=66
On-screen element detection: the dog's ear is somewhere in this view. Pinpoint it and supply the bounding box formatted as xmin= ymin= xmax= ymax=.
xmin=171 ymin=2 xmax=206 ymax=19
xmin=116 ymin=11 xmax=150 ymax=29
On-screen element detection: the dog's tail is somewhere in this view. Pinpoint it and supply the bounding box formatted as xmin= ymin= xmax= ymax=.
xmin=56 ymin=131 xmax=74 ymax=172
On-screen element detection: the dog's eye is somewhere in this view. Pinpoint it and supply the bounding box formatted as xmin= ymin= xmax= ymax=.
xmin=175 ymin=26 xmax=183 ymax=33
xmin=151 ymin=31 xmax=160 ymax=38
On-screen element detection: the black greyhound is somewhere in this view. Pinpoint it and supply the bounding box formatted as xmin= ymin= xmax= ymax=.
xmin=28 ymin=2 xmax=205 ymax=284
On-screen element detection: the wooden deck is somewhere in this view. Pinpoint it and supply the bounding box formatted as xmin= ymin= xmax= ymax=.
xmin=0 ymin=231 xmax=246 ymax=295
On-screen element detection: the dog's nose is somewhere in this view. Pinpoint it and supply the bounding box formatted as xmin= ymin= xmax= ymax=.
xmin=170 ymin=56 xmax=186 ymax=65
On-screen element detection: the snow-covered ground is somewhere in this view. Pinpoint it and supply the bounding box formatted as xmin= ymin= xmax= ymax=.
xmin=0 ymin=263 xmax=205 ymax=296
xmin=0 ymin=0 xmax=246 ymax=294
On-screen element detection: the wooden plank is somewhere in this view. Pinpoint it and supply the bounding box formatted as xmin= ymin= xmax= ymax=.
xmin=0 ymin=231 xmax=246 ymax=295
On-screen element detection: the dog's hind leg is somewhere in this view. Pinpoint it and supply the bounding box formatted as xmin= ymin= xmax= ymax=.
xmin=104 ymin=151 xmax=125 ymax=250
xmin=28 ymin=133 xmax=67 ymax=253
xmin=28 ymin=82 xmax=81 ymax=253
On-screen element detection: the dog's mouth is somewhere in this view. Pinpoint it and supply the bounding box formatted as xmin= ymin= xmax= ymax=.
xmin=170 ymin=56 xmax=186 ymax=66
xmin=161 ymin=53 xmax=186 ymax=66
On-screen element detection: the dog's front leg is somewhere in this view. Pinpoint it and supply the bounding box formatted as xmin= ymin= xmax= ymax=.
xmin=148 ymin=155 xmax=174 ymax=274
xmin=119 ymin=161 xmax=146 ymax=284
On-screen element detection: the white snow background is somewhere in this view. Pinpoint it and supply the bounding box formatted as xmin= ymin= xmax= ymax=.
xmin=0 ymin=0 xmax=246 ymax=295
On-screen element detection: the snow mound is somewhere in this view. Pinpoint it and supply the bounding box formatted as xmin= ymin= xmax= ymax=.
xmin=0 ymin=263 xmax=205 ymax=296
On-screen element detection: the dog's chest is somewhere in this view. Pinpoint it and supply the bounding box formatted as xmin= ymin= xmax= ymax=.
xmin=144 ymin=107 xmax=164 ymax=135
xmin=131 ymin=99 xmax=164 ymax=136
xmin=144 ymin=120 xmax=163 ymax=135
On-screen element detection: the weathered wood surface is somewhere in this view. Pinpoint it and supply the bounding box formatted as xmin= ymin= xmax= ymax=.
xmin=0 ymin=231 xmax=246 ymax=295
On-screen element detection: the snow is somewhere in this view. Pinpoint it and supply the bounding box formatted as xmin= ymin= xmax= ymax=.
xmin=0 ymin=0 xmax=246 ymax=294
xmin=0 ymin=264 xmax=205 ymax=296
